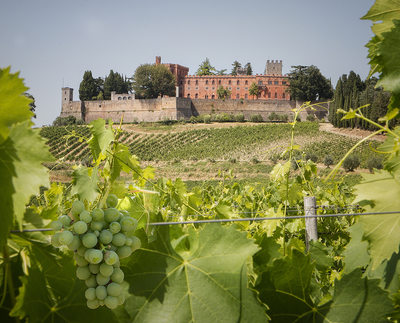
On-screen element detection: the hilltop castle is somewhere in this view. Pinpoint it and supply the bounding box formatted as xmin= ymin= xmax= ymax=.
xmin=60 ymin=57 xmax=311 ymax=123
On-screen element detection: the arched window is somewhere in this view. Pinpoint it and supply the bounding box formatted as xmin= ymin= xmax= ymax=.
xmin=195 ymin=80 xmax=198 ymax=85
xmin=282 ymin=93 xmax=285 ymax=99
xmin=212 ymin=80 xmax=215 ymax=85
xmin=205 ymin=80 xmax=208 ymax=85
xmin=237 ymin=80 xmax=240 ymax=85
xmin=195 ymin=93 xmax=198 ymax=98
xmin=228 ymin=80 xmax=231 ymax=85
xmin=211 ymin=94 xmax=215 ymax=99
xmin=188 ymin=80 xmax=191 ymax=85
xmin=245 ymin=80 xmax=248 ymax=85
xmin=205 ymin=95 xmax=208 ymax=99
xmin=123 ymin=97 xmax=127 ymax=100
xmin=118 ymin=97 xmax=122 ymax=100
xmin=128 ymin=96 xmax=132 ymax=100
xmin=187 ymin=94 xmax=191 ymax=98
xmin=274 ymin=93 xmax=277 ymax=98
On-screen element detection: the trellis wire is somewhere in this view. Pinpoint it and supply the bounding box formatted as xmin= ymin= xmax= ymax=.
xmin=9 ymin=210 xmax=400 ymax=232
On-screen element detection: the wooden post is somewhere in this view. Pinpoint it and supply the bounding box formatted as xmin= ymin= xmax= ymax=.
xmin=304 ymin=196 xmax=318 ymax=251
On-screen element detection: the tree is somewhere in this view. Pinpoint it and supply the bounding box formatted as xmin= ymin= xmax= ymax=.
xmin=79 ymin=71 xmax=99 ymax=101
xmin=249 ymin=82 xmax=260 ymax=100
xmin=245 ymin=62 xmax=253 ymax=75
xmin=287 ymin=65 xmax=333 ymax=101
xmin=103 ymin=70 xmax=130 ymax=100
xmin=231 ymin=61 xmax=242 ymax=75
xmin=217 ymin=86 xmax=231 ymax=100
xmin=217 ymin=69 xmax=227 ymax=75
xmin=24 ymin=93 xmax=36 ymax=118
xmin=196 ymin=58 xmax=216 ymax=76
xmin=132 ymin=64 xmax=175 ymax=99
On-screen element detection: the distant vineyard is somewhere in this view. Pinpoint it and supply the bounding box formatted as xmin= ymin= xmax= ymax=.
xmin=40 ymin=122 xmax=378 ymax=167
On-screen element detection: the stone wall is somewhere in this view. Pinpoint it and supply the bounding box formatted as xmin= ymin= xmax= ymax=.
xmin=61 ymin=97 xmax=192 ymax=123
xmin=60 ymin=97 xmax=328 ymax=123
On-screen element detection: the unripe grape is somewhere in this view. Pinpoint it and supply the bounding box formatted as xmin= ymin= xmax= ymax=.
xmin=94 ymin=230 xmax=100 ymax=237
xmin=82 ymin=233 xmax=97 ymax=248
xmin=104 ymin=208 xmax=120 ymax=222
xmin=91 ymin=221 xmax=104 ymax=231
xmin=104 ymin=250 xmax=119 ymax=265
xmin=51 ymin=232 xmax=62 ymax=247
xmin=85 ymin=287 xmax=96 ymax=301
xmin=71 ymin=200 xmax=85 ymax=216
xmin=109 ymin=222 xmax=121 ymax=234
xmin=108 ymin=245 xmax=117 ymax=252
xmin=104 ymin=296 xmax=119 ymax=309
xmin=112 ymin=233 xmax=126 ymax=247
xmin=107 ymin=282 xmax=122 ymax=297
xmin=91 ymin=208 xmax=104 ymax=221
xmin=80 ymin=210 xmax=92 ymax=223
xmin=99 ymin=263 xmax=114 ymax=277
xmin=117 ymin=294 xmax=126 ymax=306
xmin=89 ymin=264 xmax=100 ymax=274
xmin=119 ymin=210 xmax=130 ymax=217
xmin=95 ymin=285 xmax=107 ymax=300
xmin=117 ymin=246 xmax=132 ymax=259
xmin=85 ymin=275 xmax=97 ymax=288
xmin=76 ymin=266 xmax=91 ymax=280
xmin=106 ymin=194 xmax=119 ymax=208
xmin=125 ymin=238 xmax=133 ymax=246
xmin=73 ymin=221 xmax=88 ymax=235
xmin=99 ymin=230 xmax=113 ymax=244
xmin=111 ymin=268 xmax=124 ymax=284
xmin=50 ymin=220 xmax=63 ymax=231
xmin=58 ymin=214 xmax=71 ymax=227
xmin=74 ymin=253 xmax=88 ymax=267
xmin=68 ymin=235 xmax=81 ymax=251
xmin=120 ymin=217 xmax=138 ymax=233
xmin=59 ymin=230 xmax=74 ymax=246
xmin=87 ymin=299 xmax=100 ymax=309
xmin=77 ymin=245 xmax=87 ymax=257
xmin=131 ymin=236 xmax=141 ymax=251
xmin=85 ymin=249 xmax=103 ymax=264
xmin=96 ymin=273 xmax=110 ymax=286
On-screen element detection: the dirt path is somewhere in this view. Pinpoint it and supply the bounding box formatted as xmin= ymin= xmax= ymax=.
xmin=319 ymin=123 xmax=386 ymax=142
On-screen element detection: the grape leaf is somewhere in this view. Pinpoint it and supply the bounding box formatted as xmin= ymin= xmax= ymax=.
xmin=123 ymin=224 xmax=268 ymax=323
xmin=0 ymin=67 xmax=33 ymax=143
xmin=70 ymin=165 xmax=99 ymax=203
xmin=87 ymin=119 xmax=114 ymax=162
xmin=10 ymin=240 xmax=117 ymax=323
xmin=321 ymin=269 xmax=393 ymax=323
xmin=342 ymin=223 xmax=370 ymax=273
xmin=362 ymin=0 xmax=400 ymax=35
xmin=0 ymin=122 xmax=53 ymax=247
xmin=256 ymin=249 xmax=325 ymax=322
xmin=355 ymin=170 xmax=400 ymax=269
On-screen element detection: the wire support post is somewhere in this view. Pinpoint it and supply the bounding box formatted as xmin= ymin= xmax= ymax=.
xmin=304 ymin=196 xmax=318 ymax=251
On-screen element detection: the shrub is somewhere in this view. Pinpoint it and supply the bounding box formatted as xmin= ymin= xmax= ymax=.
xmin=280 ymin=114 xmax=289 ymax=122
xmin=202 ymin=114 xmax=211 ymax=124
xmin=250 ymin=114 xmax=264 ymax=123
xmin=305 ymin=153 xmax=318 ymax=163
xmin=53 ymin=115 xmax=82 ymax=126
xmin=306 ymin=114 xmax=316 ymax=122
xmin=367 ymin=156 xmax=383 ymax=173
xmin=235 ymin=113 xmax=245 ymax=122
xmin=268 ymin=112 xmax=280 ymax=121
xmin=251 ymin=157 xmax=260 ymax=164
xmin=343 ymin=154 xmax=360 ymax=172
xmin=324 ymin=155 xmax=334 ymax=168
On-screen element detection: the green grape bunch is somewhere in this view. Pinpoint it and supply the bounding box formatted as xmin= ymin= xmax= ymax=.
xmin=50 ymin=194 xmax=141 ymax=310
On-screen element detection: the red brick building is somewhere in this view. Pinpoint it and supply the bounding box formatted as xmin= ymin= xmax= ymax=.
xmin=156 ymin=57 xmax=290 ymax=100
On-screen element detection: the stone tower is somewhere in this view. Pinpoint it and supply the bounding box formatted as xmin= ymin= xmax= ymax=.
xmin=265 ymin=60 xmax=283 ymax=75
xmin=62 ymin=87 xmax=73 ymax=105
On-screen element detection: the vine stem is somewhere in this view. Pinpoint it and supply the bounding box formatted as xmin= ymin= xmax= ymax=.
xmin=3 ymin=245 xmax=20 ymax=323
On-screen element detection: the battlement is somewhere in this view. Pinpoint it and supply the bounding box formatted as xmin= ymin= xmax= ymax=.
xmin=265 ymin=60 xmax=283 ymax=75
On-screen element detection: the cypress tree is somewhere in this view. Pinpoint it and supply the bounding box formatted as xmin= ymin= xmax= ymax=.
xmin=79 ymin=71 xmax=98 ymax=101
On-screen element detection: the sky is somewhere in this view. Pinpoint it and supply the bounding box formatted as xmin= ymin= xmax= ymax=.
xmin=0 ymin=0 xmax=376 ymax=126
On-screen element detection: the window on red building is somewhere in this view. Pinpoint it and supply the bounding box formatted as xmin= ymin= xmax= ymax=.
xmin=195 ymin=93 xmax=198 ymax=98
xmin=237 ymin=80 xmax=240 ymax=85
xmin=245 ymin=94 xmax=248 ymax=99
xmin=282 ymin=93 xmax=285 ymax=99
xmin=228 ymin=80 xmax=231 ymax=85
xmin=268 ymin=93 xmax=271 ymax=98
xmin=205 ymin=95 xmax=208 ymax=99
xmin=205 ymin=80 xmax=208 ymax=85
xmin=236 ymin=94 xmax=239 ymax=99
xmin=188 ymin=80 xmax=190 ymax=85
xmin=245 ymin=80 xmax=248 ymax=85
xmin=212 ymin=80 xmax=215 ymax=85
xmin=268 ymin=80 xmax=272 ymax=85
xmin=187 ymin=94 xmax=190 ymax=98
xmin=282 ymin=81 xmax=286 ymax=85
xmin=258 ymin=81 xmax=262 ymax=85
xmin=274 ymin=93 xmax=277 ymax=98
xmin=212 ymin=94 xmax=215 ymax=99
xmin=218 ymin=80 xmax=221 ymax=85
xmin=196 ymin=80 xmax=198 ymax=85
xmin=274 ymin=81 xmax=278 ymax=85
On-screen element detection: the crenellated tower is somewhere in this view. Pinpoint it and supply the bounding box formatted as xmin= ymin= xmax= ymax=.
xmin=264 ymin=60 xmax=283 ymax=75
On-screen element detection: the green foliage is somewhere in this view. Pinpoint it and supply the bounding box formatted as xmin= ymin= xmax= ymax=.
xmin=132 ymin=64 xmax=175 ymax=99
xmin=367 ymin=156 xmax=383 ymax=172
xmin=79 ymin=71 xmax=100 ymax=101
xmin=0 ymin=67 xmax=33 ymax=143
xmin=217 ymin=85 xmax=231 ymax=100
xmin=196 ymin=58 xmax=216 ymax=76
xmin=245 ymin=62 xmax=253 ymax=75
xmin=52 ymin=115 xmax=84 ymax=126
xmin=249 ymin=82 xmax=260 ymax=99
xmin=103 ymin=70 xmax=130 ymax=100
xmin=250 ymin=114 xmax=263 ymax=122
xmin=287 ymin=65 xmax=333 ymax=101
xmin=231 ymin=60 xmax=242 ymax=75
xmin=343 ymin=154 xmax=361 ymax=172
xmin=324 ymin=155 xmax=334 ymax=168
xmin=362 ymin=0 xmax=400 ymax=110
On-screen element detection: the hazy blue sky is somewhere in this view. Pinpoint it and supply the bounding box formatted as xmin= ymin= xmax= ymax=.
xmin=1 ymin=0 xmax=375 ymax=126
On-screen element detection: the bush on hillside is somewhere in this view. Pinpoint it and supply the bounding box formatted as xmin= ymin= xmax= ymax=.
xmin=343 ymin=154 xmax=360 ymax=172
xmin=324 ymin=155 xmax=334 ymax=168
xmin=250 ymin=114 xmax=264 ymax=123
xmin=367 ymin=156 xmax=383 ymax=173
xmin=53 ymin=115 xmax=84 ymax=126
